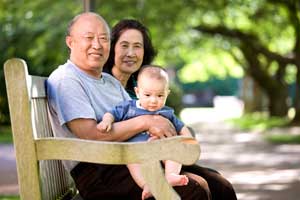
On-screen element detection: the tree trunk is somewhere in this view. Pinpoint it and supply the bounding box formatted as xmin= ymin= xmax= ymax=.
xmin=291 ymin=65 xmax=300 ymax=124
xmin=268 ymin=90 xmax=289 ymax=117
xmin=240 ymin=44 xmax=289 ymax=117
xmin=241 ymin=75 xmax=267 ymax=113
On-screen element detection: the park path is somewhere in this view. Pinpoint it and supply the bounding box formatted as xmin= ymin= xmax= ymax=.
xmin=0 ymin=143 xmax=18 ymax=195
xmin=181 ymin=108 xmax=300 ymax=200
xmin=1 ymin=107 xmax=300 ymax=199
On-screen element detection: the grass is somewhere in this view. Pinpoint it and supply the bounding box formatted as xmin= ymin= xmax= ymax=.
xmin=0 ymin=196 xmax=20 ymax=200
xmin=227 ymin=112 xmax=289 ymax=131
xmin=265 ymin=134 xmax=300 ymax=144
xmin=0 ymin=126 xmax=13 ymax=144
xmin=227 ymin=112 xmax=300 ymax=144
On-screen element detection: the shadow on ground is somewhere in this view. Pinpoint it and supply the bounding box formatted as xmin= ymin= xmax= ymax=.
xmin=188 ymin=113 xmax=300 ymax=200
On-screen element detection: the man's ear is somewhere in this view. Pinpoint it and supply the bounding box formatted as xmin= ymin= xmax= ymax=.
xmin=134 ymin=87 xmax=139 ymax=99
xmin=65 ymin=36 xmax=73 ymax=49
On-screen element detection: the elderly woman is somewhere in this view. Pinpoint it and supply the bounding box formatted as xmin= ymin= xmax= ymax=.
xmin=103 ymin=19 xmax=156 ymax=98
xmin=103 ymin=19 xmax=237 ymax=200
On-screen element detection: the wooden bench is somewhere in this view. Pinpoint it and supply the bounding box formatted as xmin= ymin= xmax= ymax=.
xmin=4 ymin=58 xmax=201 ymax=200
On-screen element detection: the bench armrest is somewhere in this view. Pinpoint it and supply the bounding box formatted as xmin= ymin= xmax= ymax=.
xmin=36 ymin=135 xmax=200 ymax=200
xmin=35 ymin=135 xmax=200 ymax=165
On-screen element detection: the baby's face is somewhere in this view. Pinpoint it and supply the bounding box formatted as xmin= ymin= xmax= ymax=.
xmin=135 ymin=77 xmax=169 ymax=112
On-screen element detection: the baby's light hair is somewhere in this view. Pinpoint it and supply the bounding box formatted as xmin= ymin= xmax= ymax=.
xmin=137 ymin=65 xmax=169 ymax=87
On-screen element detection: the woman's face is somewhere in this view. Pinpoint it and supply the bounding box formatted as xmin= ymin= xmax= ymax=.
xmin=113 ymin=29 xmax=144 ymax=76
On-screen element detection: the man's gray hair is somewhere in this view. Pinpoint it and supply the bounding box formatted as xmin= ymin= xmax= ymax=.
xmin=66 ymin=12 xmax=110 ymax=37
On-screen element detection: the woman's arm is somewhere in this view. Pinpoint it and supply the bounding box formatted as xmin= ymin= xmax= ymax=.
xmin=67 ymin=114 xmax=177 ymax=142
xmin=179 ymin=126 xmax=193 ymax=137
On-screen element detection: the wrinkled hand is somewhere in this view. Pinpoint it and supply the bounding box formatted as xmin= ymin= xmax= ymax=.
xmin=146 ymin=115 xmax=176 ymax=138
xmin=96 ymin=121 xmax=111 ymax=132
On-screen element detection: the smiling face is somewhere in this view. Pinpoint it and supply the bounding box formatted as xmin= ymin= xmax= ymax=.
xmin=113 ymin=29 xmax=144 ymax=77
xmin=66 ymin=13 xmax=110 ymax=78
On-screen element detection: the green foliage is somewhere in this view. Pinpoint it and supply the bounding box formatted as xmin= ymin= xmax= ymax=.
xmin=1 ymin=0 xmax=299 ymax=123
xmin=228 ymin=112 xmax=289 ymax=131
xmin=0 ymin=0 xmax=82 ymax=124
xmin=0 ymin=196 xmax=19 ymax=200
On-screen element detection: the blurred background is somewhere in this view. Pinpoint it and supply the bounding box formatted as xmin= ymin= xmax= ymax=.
xmin=1 ymin=0 xmax=300 ymax=199
xmin=1 ymin=0 xmax=300 ymax=124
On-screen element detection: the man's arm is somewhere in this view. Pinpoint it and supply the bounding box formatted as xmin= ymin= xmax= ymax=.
xmin=67 ymin=114 xmax=177 ymax=142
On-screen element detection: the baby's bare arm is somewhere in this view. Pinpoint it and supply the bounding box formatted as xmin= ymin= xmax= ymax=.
xmin=97 ymin=112 xmax=115 ymax=132
xmin=68 ymin=115 xmax=176 ymax=142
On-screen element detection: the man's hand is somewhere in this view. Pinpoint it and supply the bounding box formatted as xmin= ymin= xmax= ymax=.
xmin=145 ymin=115 xmax=176 ymax=138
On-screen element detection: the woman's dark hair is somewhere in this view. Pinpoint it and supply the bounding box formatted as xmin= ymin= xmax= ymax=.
xmin=103 ymin=19 xmax=157 ymax=90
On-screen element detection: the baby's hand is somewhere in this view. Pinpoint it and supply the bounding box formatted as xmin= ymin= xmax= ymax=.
xmin=97 ymin=121 xmax=111 ymax=132
xmin=147 ymin=134 xmax=159 ymax=142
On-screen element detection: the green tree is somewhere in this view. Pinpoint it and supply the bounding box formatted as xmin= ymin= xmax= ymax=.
xmin=191 ymin=0 xmax=300 ymax=123
xmin=0 ymin=0 xmax=82 ymax=123
xmin=96 ymin=0 xmax=300 ymax=122
xmin=104 ymin=0 xmax=300 ymax=123
xmin=2 ymin=0 xmax=300 ymax=125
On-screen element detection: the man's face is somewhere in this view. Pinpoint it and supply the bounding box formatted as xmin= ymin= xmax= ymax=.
xmin=66 ymin=14 xmax=110 ymax=78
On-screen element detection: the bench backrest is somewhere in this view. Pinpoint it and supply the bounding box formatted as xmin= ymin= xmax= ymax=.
xmin=4 ymin=58 xmax=76 ymax=200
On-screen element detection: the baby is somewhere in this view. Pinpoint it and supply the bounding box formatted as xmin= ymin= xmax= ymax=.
xmin=97 ymin=65 xmax=193 ymax=199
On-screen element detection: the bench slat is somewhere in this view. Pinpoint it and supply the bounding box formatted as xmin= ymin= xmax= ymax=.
xmin=29 ymin=75 xmax=47 ymax=98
